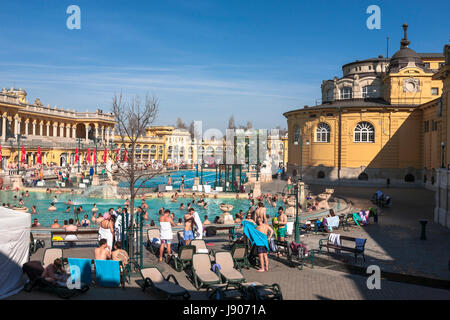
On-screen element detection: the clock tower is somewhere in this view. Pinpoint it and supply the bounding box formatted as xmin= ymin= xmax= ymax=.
xmin=383 ymin=24 xmax=442 ymax=106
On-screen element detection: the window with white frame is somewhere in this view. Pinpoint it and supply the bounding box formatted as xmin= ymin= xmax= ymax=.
xmin=340 ymin=87 xmax=352 ymax=99
xmin=293 ymin=126 xmax=300 ymax=144
xmin=354 ymin=122 xmax=374 ymax=142
xmin=316 ymin=122 xmax=330 ymax=142
xmin=362 ymin=85 xmax=377 ymax=98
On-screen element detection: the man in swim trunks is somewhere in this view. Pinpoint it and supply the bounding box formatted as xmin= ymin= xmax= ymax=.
xmin=255 ymin=217 xmax=274 ymax=272
xmin=254 ymin=202 xmax=267 ymax=224
xmin=277 ymin=206 xmax=287 ymax=242
xmin=159 ymin=209 xmax=175 ymax=262
xmin=184 ymin=208 xmax=195 ymax=245
xmin=95 ymin=238 xmax=111 ymax=260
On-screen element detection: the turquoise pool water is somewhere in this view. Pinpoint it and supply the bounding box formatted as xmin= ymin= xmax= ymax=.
xmin=0 ymin=190 xmax=283 ymax=227
xmin=119 ymin=169 xmax=246 ymax=189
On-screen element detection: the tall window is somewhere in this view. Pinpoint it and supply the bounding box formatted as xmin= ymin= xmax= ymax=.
xmin=326 ymin=89 xmax=333 ymax=101
xmin=293 ymin=126 xmax=300 ymax=144
xmin=340 ymin=87 xmax=352 ymax=99
xmin=316 ymin=122 xmax=330 ymax=142
xmin=362 ymin=85 xmax=376 ymax=98
xmin=354 ymin=122 xmax=374 ymax=142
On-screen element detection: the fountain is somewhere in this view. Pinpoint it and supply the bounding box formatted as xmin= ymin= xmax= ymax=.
xmin=218 ymin=203 xmax=234 ymax=224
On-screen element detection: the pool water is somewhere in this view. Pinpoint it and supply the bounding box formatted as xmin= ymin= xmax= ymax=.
xmin=0 ymin=190 xmax=283 ymax=228
xmin=120 ymin=169 xmax=246 ymax=189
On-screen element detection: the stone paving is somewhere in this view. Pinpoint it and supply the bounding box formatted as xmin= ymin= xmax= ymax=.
xmin=7 ymin=181 xmax=450 ymax=300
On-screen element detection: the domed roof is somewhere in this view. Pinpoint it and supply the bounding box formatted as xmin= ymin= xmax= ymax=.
xmin=388 ymin=24 xmax=426 ymax=73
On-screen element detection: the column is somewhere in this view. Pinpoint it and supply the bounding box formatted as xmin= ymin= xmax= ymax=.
xmin=32 ymin=120 xmax=36 ymax=136
xmin=14 ymin=116 xmax=18 ymax=135
xmin=59 ymin=123 xmax=64 ymax=137
xmin=85 ymin=123 xmax=89 ymax=142
xmin=53 ymin=122 xmax=58 ymax=137
xmin=101 ymin=126 xmax=104 ymax=142
xmin=94 ymin=123 xmax=98 ymax=141
xmin=66 ymin=123 xmax=71 ymax=138
xmin=2 ymin=114 xmax=6 ymax=142
xmin=39 ymin=121 xmax=44 ymax=136
xmin=72 ymin=125 xmax=77 ymax=139
xmin=46 ymin=121 xmax=50 ymax=136
xmin=25 ymin=119 xmax=29 ymax=136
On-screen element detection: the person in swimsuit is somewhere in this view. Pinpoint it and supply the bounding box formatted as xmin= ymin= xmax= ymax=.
xmin=256 ymin=217 xmax=274 ymax=272
xmin=81 ymin=214 xmax=90 ymax=227
xmin=65 ymin=219 xmax=78 ymax=247
xmin=159 ymin=209 xmax=175 ymax=262
xmin=277 ymin=206 xmax=287 ymax=242
xmin=184 ymin=208 xmax=195 ymax=245
xmin=254 ymin=202 xmax=267 ymax=224
xmin=98 ymin=213 xmax=114 ymax=249
xmin=95 ymin=239 xmax=111 ymax=260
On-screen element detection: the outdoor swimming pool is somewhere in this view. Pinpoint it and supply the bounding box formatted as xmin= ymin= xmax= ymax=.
xmin=119 ymin=169 xmax=247 ymax=189
xmin=0 ymin=190 xmax=285 ymax=227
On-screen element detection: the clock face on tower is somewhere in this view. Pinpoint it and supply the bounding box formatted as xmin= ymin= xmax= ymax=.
xmin=403 ymin=78 xmax=420 ymax=93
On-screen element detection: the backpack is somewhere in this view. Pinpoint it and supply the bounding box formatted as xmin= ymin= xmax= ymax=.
xmin=205 ymin=226 xmax=217 ymax=237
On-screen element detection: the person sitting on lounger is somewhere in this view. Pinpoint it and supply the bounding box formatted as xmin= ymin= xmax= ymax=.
xmin=95 ymin=238 xmax=111 ymax=260
xmin=112 ymin=241 xmax=129 ymax=267
xmin=42 ymin=258 xmax=68 ymax=286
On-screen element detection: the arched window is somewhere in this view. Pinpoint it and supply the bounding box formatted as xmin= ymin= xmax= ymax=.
xmin=316 ymin=123 xmax=330 ymax=143
xmin=354 ymin=122 xmax=375 ymax=143
xmin=293 ymin=126 xmax=300 ymax=144
xmin=317 ymin=171 xmax=325 ymax=179
xmin=340 ymin=87 xmax=352 ymax=99
xmin=405 ymin=174 xmax=415 ymax=182
xmin=362 ymin=85 xmax=377 ymax=98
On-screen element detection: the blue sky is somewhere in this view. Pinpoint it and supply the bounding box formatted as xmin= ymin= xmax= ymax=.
xmin=0 ymin=0 xmax=448 ymax=130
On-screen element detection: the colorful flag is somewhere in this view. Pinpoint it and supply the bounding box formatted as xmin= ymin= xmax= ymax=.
xmin=21 ymin=146 xmax=26 ymax=163
xmin=124 ymin=149 xmax=127 ymax=162
xmin=86 ymin=148 xmax=91 ymax=164
xmin=103 ymin=148 xmax=107 ymax=163
xmin=116 ymin=149 xmax=119 ymax=161
xmin=75 ymin=147 xmax=79 ymax=164
xmin=37 ymin=146 xmax=41 ymax=164
xmin=93 ymin=148 xmax=97 ymax=163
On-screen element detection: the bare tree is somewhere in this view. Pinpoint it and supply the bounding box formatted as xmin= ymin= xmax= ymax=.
xmin=176 ymin=117 xmax=187 ymax=129
xmin=111 ymin=92 xmax=160 ymax=266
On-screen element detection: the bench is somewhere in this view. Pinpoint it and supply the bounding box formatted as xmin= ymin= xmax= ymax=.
xmin=62 ymin=258 xmax=126 ymax=289
xmin=319 ymin=235 xmax=366 ymax=262
xmin=51 ymin=230 xmax=99 ymax=247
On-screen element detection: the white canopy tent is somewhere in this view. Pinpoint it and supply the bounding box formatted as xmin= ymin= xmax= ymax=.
xmin=0 ymin=207 xmax=30 ymax=299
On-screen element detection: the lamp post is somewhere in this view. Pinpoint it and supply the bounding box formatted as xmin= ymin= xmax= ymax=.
xmin=294 ymin=183 xmax=300 ymax=243
xmin=76 ymin=138 xmax=82 ymax=173
xmin=200 ymin=140 xmax=204 ymax=185
xmin=441 ymin=141 xmax=445 ymax=169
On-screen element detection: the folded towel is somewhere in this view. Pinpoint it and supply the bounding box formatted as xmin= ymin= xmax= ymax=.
xmin=68 ymin=258 xmax=92 ymax=285
xmin=212 ymin=264 xmax=221 ymax=272
xmin=94 ymin=260 xmax=121 ymax=287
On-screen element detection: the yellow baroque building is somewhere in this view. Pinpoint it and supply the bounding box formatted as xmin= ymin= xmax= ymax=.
xmin=284 ymin=24 xmax=449 ymax=187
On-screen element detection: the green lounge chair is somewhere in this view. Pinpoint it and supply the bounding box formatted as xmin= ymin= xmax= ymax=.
xmin=191 ymin=253 xmax=221 ymax=290
xmin=214 ymin=251 xmax=245 ymax=284
xmin=231 ymin=243 xmax=251 ymax=270
xmin=169 ymin=245 xmax=196 ymax=272
xmin=140 ymin=266 xmax=190 ymax=300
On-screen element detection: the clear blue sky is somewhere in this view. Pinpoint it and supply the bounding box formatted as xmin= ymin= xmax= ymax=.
xmin=0 ymin=0 xmax=448 ymax=130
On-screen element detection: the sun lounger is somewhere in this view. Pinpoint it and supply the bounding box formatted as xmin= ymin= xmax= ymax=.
xmin=192 ymin=253 xmax=221 ymax=290
xmin=168 ymin=245 xmax=196 ymax=272
xmin=140 ymin=266 xmax=190 ymax=300
xmin=230 ymin=243 xmax=251 ymax=270
xmin=23 ymin=260 xmax=89 ymax=299
xmin=214 ymin=251 xmax=245 ymax=284
xmin=191 ymin=239 xmax=210 ymax=254
xmin=146 ymin=228 xmax=161 ymax=255
xmin=94 ymin=259 xmax=122 ymax=288
xmin=240 ymin=282 xmax=283 ymax=300
xmin=42 ymin=248 xmax=63 ymax=268
xmin=67 ymin=258 xmax=93 ymax=285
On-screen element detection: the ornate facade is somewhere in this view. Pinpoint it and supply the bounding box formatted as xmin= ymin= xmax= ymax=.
xmin=284 ymin=24 xmax=447 ymax=186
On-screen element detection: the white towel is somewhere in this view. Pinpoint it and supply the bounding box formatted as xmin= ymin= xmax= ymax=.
xmin=328 ymin=233 xmax=341 ymax=246
xmin=160 ymin=221 xmax=173 ymax=240
xmin=193 ymin=211 xmax=203 ymax=240
xmin=98 ymin=227 xmax=113 ymax=249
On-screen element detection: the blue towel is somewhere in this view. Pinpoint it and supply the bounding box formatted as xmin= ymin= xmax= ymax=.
xmin=94 ymin=260 xmax=121 ymax=287
xmin=212 ymin=264 xmax=221 ymax=272
xmin=68 ymin=258 xmax=92 ymax=285
xmin=355 ymin=238 xmax=366 ymax=251
xmin=242 ymin=220 xmax=270 ymax=251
